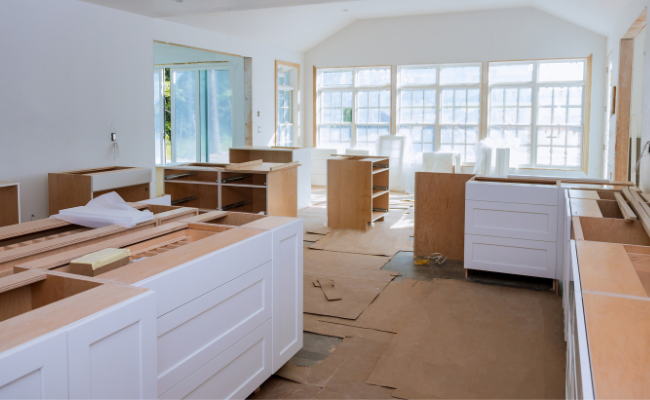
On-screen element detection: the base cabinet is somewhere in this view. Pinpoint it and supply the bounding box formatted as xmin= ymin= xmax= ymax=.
xmin=0 ymin=291 xmax=157 ymax=400
xmin=0 ymin=332 xmax=68 ymax=399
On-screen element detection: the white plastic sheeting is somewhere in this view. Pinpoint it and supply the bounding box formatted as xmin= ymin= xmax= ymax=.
xmin=52 ymin=192 xmax=154 ymax=228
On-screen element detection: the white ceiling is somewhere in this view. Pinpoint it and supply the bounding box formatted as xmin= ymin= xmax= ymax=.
xmin=81 ymin=0 xmax=628 ymax=51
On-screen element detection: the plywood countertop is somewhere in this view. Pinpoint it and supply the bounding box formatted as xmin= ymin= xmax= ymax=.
xmin=576 ymin=240 xmax=650 ymax=399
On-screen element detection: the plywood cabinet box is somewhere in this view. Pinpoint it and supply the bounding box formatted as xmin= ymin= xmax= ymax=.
xmin=0 ymin=269 xmax=157 ymax=399
xmin=162 ymin=160 xmax=299 ymax=217
xmin=49 ymin=166 xmax=152 ymax=215
xmin=229 ymin=147 xmax=312 ymax=210
xmin=0 ymin=182 xmax=20 ymax=228
xmin=327 ymin=155 xmax=390 ymax=231
xmin=0 ymin=203 xmax=198 ymax=273
xmin=564 ymin=185 xmax=650 ymax=399
xmin=16 ymin=214 xmax=303 ymax=399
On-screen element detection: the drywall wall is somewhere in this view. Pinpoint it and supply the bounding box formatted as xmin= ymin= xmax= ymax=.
xmin=304 ymin=7 xmax=607 ymax=179
xmin=606 ymin=2 xmax=650 ymax=190
xmin=0 ymin=0 xmax=302 ymax=221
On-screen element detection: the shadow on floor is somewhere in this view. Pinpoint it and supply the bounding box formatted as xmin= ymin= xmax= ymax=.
xmin=288 ymin=332 xmax=343 ymax=367
xmin=382 ymin=251 xmax=554 ymax=291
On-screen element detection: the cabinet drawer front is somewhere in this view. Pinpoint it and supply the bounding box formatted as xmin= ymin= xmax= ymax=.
xmin=466 ymin=181 xmax=558 ymax=205
xmin=136 ymin=232 xmax=272 ymax=316
xmin=465 ymin=201 xmax=558 ymax=241
xmin=157 ymin=263 xmax=272 ymax=395
xmin=464 ymin=234 xmax=556 ymax=278
xmin=91 ymin=168 xmax=151 ymax=192
xmin=159 ymin=320 xmax=272 ymax=400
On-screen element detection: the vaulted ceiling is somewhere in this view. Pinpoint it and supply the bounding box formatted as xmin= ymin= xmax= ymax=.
xmin=81 ymin=0 xmax=627 ymax=51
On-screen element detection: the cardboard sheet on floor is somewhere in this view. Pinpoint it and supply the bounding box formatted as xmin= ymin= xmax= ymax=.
xmin=278 ymin=321 xmax=395 ymax=394
xmin=304 ymin=233 xmax=326 ymax=242
xmin=309 ymin=225 xmax=413 ymax=257
xmin=366 ymin=279 xmax=565 ymax=399
xmin=304 ymin=273 xmax=390 ymax=319
xmin=318 ymin=279 xmax=342 ymax=301
xmin=318 ymin=279 xmax=435 ymax=334
xmin=305 ymin=249 xmax=393 ymax=282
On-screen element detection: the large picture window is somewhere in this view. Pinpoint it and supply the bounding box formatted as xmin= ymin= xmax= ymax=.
xmin=397 ymin=63 xmax=482 ymax=163
xmin=488 ymin=59 xmax=587 ymax=169
xmin=154 ymin=63 xmax=233 ymax=164
xmin=316 ymin=67 xmax=391 ymax=152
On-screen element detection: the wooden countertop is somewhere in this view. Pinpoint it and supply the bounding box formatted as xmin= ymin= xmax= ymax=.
xmin=576 ymin=240 xmax=650 ymax=399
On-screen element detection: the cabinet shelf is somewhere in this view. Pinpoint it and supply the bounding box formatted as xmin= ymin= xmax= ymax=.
xmin=372 ymin=189 xmax=389 ymax=198
xmin=372 ymin=168 xmax=389 ymax=174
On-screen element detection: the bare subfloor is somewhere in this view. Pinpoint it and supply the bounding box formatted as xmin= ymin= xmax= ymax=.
xmin=249 ymin=187 xmax=565 ymax=400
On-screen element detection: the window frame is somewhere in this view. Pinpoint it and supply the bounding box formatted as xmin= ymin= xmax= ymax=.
xmin=275 ymin=60 xmax=301 ymax=148
xmin=487 ymin=58 xmax=589 ymax=171
xmin=156 ymin=62 xmax=233 ymax=165
xmin=316 ymin=66 xmax=392 ymax=152
xmin=397 ymin=62 xmax=482 ymax=165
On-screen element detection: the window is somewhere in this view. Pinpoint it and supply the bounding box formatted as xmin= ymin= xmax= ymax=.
xmin=276 ymin=61 xmax=300 ymax=147
xmin=397 ymin=63 xmax=481 ymax=163
xmin=488 ymin=59 xmax=587 ymax=169
xmin=154 ymin=63 xmax=233 ymax=164
xmin=317 ymin=67 xmax=391 ymax=152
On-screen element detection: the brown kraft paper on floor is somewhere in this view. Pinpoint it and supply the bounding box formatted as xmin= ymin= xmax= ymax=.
xmin=318 ymin=279 xmax=435 ymax=334
xmin=366 ymin=278 xmax=566 ymax=399
xmin=303 ymin=273 xmax=390 ymax=319
xmin=305 ymin=248 xmax=392 ymax=272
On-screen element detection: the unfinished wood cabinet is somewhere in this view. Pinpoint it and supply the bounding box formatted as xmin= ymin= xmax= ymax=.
xmin=414 ymin=172 xmax=475 ymax=260
xmin=19 ymin=216 xmax=303 ymax=400
xmin=0 ymin=271 xmax=157 ymax=399
xmin=0 ymin=204 xmax=197 ymax=273
xmin=163 ymin=160 xmax=299 ymax=217
xmin=327 ymin=155 xmax=390 ymax=231
xmin=0 ymin=182 xmax=20 ymax=227
xmin=48 ymin=166 xmax=151 ymax=215
xmin=230 ymin=147 xmax=312 ymax=210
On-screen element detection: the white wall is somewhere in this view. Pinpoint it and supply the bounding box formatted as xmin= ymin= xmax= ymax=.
xmin=304 ymin=7 xmax=607 ymax=179
xmin=0 ymin=0 xmax=303 ymax=221
xmin=605 ymin=1 xmax=650 ymax=190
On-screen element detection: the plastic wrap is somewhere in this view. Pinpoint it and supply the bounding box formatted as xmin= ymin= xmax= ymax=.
xmin=52 ymin=192 xmax=154 ymax=228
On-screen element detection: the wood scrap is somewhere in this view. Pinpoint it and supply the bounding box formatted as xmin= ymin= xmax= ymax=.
xmin=318 ymin=279 xmax=342 ymax=301
xmin=622 ymin=188 xmax=650 ymax=238
xmin=0 ymin=270 xmax=46 ymax=294
xmin=304 ymin=273 xmax=389 ymax=320
xmin=614 ymin=192 xmax=637 ymax=222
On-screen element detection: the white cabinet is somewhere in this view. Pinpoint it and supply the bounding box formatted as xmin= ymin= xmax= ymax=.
xmin=465 ymin=234 xmax=557 ymax=279
xmin=0 ymin=289 xmax=157 ymax=400
xmin=565 ymin=240 xmax=595 ymax=399
xmin=0 ymin=332 xmax=68 ymax=399
xmin=156 ymin=263 xmax=272 ymax=396
xmin=67 ymin=292 xmax=157 ymax=400
xmin=269 ymin=220 xmax=303 ymax=372
xmin=465 ymin=180 xmax=561 ymax=279
xmin=159 ymin=320 xmax=273 ymax=400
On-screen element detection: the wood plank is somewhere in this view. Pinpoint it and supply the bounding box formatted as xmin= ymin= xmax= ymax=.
xmin=414 ymin=172 xmax=475 ymax=260
xmin=224 ymin=159 xmax=263 ymax=170
xmin=615 ymin=38 xmax=634 ymax=181
xmin=569 ymin=198 xmax=603 ymax=218
xmin=622 ymin=8 xmax=647 ymax=39
xmin=571 ymin=216 xmax=585 ymax=240
xmin=614 ymin=192 xmax=638 ymax=221
xmin=244 ymin=57 xmax=253 ymax=146
xmin=569 ymin=189 xmax=600 ymax=199
xmin=0 ymin=270 xmax=46 ymax=294
xmin=622 ymin=187 xmax=650 ymax=238
xmin=0 ymin=219 xmax=70 ymax=242
xmin=576 ymin=240 xmax=647 ymax=297
xmin=270 ymin=161 xmax=300 ymax=171
xmin=267 ymin=167 xmax=298 ymax=217
xmin=582 ymin=293 xmax=650 ymax=399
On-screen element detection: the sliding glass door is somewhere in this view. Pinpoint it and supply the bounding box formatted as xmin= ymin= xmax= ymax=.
xmin=155 ymin=63 xmax=232 ymax=164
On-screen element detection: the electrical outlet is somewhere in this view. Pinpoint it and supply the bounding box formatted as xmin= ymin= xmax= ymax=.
xmin=111 ymin=132 xmax=117 ymax=141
